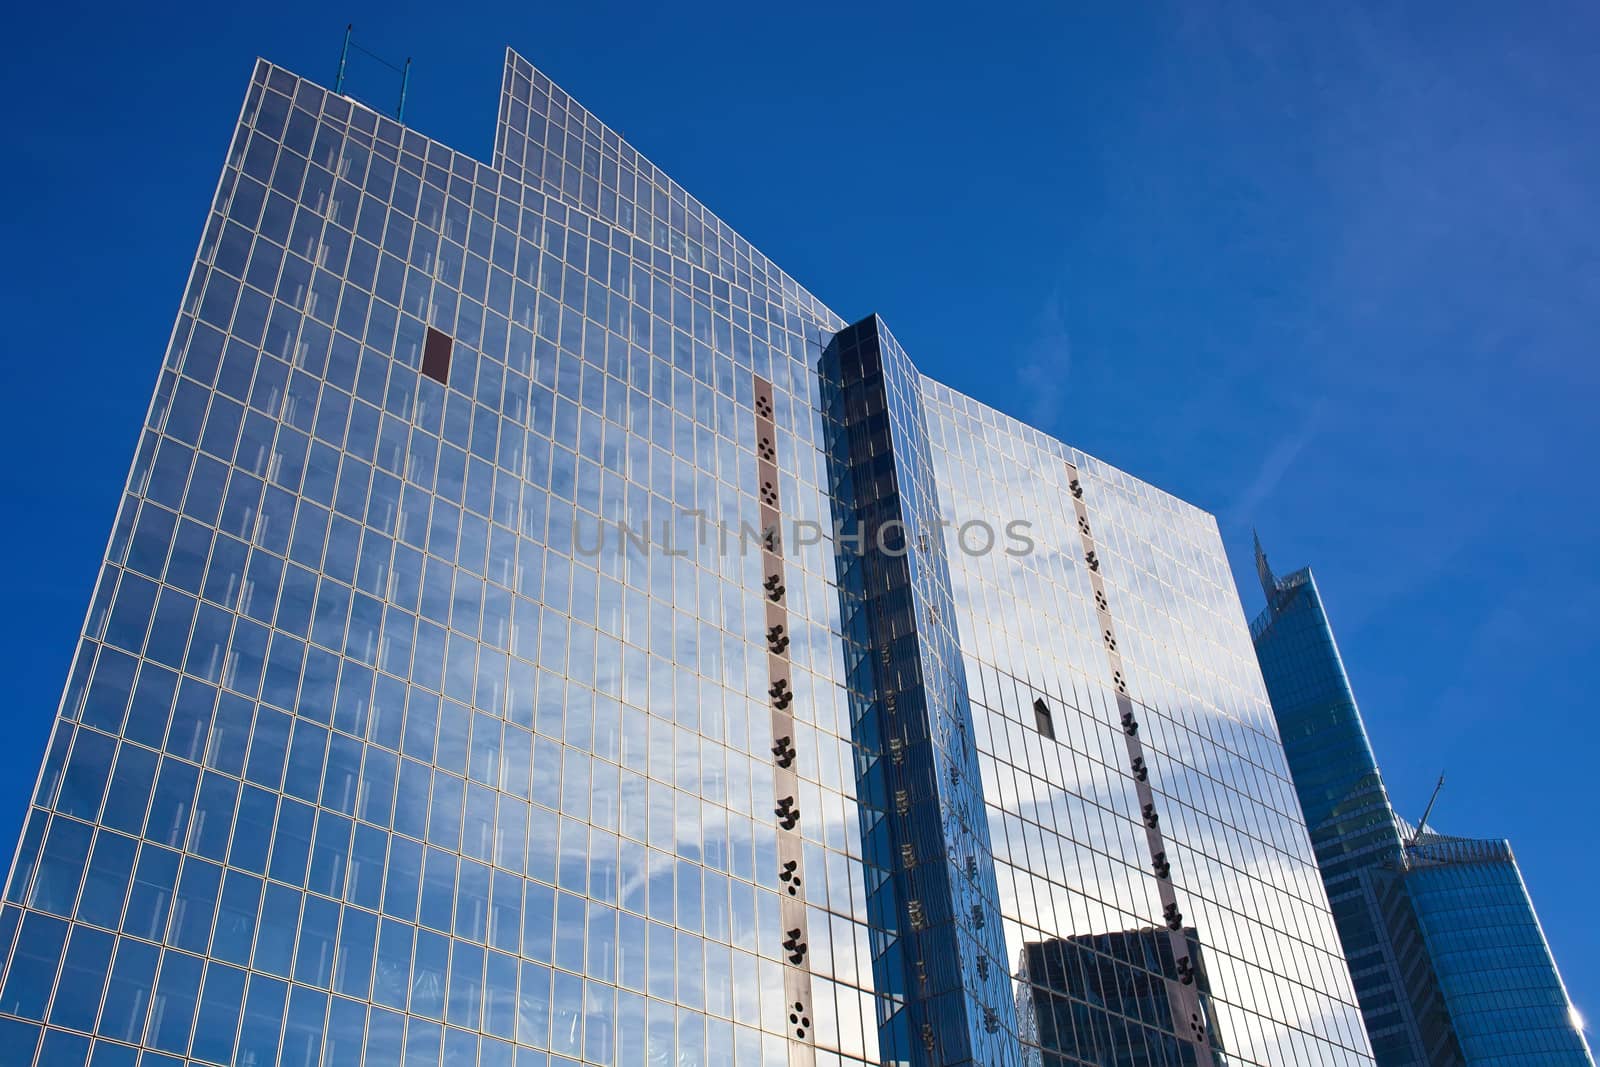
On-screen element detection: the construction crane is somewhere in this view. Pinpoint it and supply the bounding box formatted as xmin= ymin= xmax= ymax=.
xmin=1408 ymin=772 xmax=1446 ymax=847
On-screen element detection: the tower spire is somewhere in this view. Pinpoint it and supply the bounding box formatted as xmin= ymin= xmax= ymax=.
xmin=1253 ymin=529 xmax=1278 ymax=604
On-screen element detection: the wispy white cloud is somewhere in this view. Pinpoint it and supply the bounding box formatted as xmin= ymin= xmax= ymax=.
xmin=1014 ymin=292 xmax=1073 ymax=430
xmin=1228 ymin=401 xmax=1325 ymax=526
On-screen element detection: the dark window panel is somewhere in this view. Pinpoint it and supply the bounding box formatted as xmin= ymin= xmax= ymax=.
xmin=422 ymin=327 xmax=453 ymax=386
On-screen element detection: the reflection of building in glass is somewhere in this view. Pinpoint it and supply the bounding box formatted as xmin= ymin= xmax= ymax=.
xmin=1251 ymin=543 xmax=1593 ymax=1066
xmin=1017 ymin=927 xmax=1223 ymax=1067
xmin=0 ymin=47 xmax=1372 ymax=1067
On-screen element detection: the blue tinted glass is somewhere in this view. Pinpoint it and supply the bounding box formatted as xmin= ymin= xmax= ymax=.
xmin=0 ymin=50 xmax=1413 ymax=1067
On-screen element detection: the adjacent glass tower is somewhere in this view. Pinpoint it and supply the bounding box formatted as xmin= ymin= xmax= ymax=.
xmin=0 ymin=50 xmax=1374 ymax=1066
xmin=1251 ymin=541 xmax=1592 ymax=1066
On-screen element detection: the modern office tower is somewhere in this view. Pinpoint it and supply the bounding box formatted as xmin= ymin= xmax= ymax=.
xmin=0 ymin=49 xmax=1374 ymax=1067
xmin=1251 ymin=543 xmax=1592 ymax=1066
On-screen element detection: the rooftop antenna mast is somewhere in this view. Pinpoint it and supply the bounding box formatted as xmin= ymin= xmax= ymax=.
xmin=332 ymin=23 xmax=414 ymax=123
xmin=1409 ymin=772 xmax=1446 ymax=847
xmin=335 ymin=24 xmax=352 ymax=94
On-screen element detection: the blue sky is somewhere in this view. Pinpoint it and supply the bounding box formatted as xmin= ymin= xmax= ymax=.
xmin=3 ymin=0 xmax=1597 ymax=1030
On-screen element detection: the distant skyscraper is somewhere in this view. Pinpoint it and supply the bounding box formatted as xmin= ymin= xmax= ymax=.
xmin=0 ymin=49 xmax=1374 ymax=1066
xmin=1251 ymin=541 xmax=1592 ymax=1066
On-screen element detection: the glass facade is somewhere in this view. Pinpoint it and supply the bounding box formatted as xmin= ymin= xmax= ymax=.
xmin=1405 ymin=837 xmax=1591 ymax=1064
xmin=923 ymin=397 xmax=1369 ymax=1066
xmin=0 ymin=49 xmax=1372 ymax=1066
xmin=1251 ymin=544 xmax=1592 ymax=1066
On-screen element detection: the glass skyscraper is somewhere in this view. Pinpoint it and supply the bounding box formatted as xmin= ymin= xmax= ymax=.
xmin=0 ymin=49 xmax=1374 ymax=1066
xmin=1251 ymin=541 xmax=1591 ymax=1066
